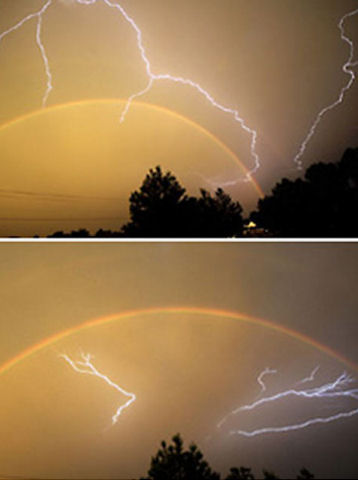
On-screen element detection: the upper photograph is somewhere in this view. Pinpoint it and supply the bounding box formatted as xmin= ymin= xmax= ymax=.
xmin=0 ymin=0 xmax=357 ymax=238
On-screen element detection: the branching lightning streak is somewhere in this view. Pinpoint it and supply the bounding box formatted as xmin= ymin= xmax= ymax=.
xmin=0 ymin=0 xmax=53 ymax=106
xmin=99 ymin=0 xmax=260 ymax=177
xmin=293 ymin=8 xmax=358 ymax=169
xmin=232 ymin=373 xmax=357 ymax=414
xmin=1 ymin=2 xmax=358 ymax=178
xmin=220 ymin=370 xmax=358 ymax=437
xmin=257 ymin=367 xmax=277 ymax=395
xmin=217 ymin=367 xmax=277 ymax=429
xmin=230 ymin=408 xmax=358 ymax=437
xmin=0 ymin=0 xmax=261 ymax=175
xmin=296 ymin=365 xmax=320 ymax=385
xmin=60 ymin=353 xmax=136 ymax=425
xmin=36 ymin=1 xmax=53 ymax=107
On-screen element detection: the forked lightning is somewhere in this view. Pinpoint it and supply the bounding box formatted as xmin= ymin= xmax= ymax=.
xmin=220 ymin=368 xmax=358 ymax=437
xmin=1 ymin=1 xmax=357 ymax=179
xmin=60 ymin=352 xmax=136 ymax=425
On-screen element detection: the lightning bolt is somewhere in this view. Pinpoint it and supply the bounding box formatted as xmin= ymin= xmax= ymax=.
xmin=60 ymin=352 xmax=136 ymax=426
xmin=217 ymin=367 xmax=277 ymax=429
xmin=257 ymin=367 xmax=277 ymax=395
xmin=0 ymin=0 xmax=53 ymax=107
xmin=296 ymin=365 xmax=320 ymax=385
xmin=293 ymin=8 xmax=358 ymax=169
xmin=82 ymin=0 xmax=260 ymax=177
xmin=0 ymin=0 xmax=260 ymax=177
xmin=1 ymin=2 xmax=357 ymax=179
xmin=230 ymin=408 xmax=358 ymax=437
xmin=219 ymin=370 xmax=358 ymax=437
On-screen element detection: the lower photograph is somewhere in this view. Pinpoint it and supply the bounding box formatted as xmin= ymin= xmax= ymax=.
xmin=0 ymin=242 xmax=357 ymax=480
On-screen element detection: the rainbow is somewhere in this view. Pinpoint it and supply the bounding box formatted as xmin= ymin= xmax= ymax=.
xmin=0 ymin=307 xmax=356 ymax=376
xmin=0 ymin=99 xmax=264 ymax=198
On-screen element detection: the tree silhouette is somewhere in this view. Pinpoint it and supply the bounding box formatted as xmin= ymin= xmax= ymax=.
xmin=121 ymin=166 xmax=187 ymax=237
xmin=94 ymin=228 xmax=121 ymax=237
xmin=121 ymin=166 xmax=244 ymax=237
xmin=250 ymin=177 xmax=311 ymax=236
xmin=192 ymin=188 xmax=244 ymax=237
xmin=262 ymin=471 xmax=280 ymax=480
xmin=41 ymin=147 xmax=358 ymax=238
xmin=225 ymin=467 xmax=254 ymax=480
xmin=141 ymin=434 xmax=220 ymax=480
xmin=251 ymin=147 xmax=358 ymax=237
xmin=141 ymin=434 xmax=314 ymax=480
xmin=296 ymin=468 xmax=315 ymax=479
xmin=47 ymin=228 xmax=90 ymax=238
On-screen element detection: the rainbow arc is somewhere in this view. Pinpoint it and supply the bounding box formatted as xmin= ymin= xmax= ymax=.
xmin=1 ymin=307 xmax=356 ymax=376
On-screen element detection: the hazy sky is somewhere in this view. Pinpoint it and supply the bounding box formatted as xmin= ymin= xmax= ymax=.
xmin=0 ymin=242 xmax=357 ymax=479
xmin=0 ymin=0 xmax=357 ymax=235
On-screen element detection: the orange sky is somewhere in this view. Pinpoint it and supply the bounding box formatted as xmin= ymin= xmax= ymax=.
xmin=0 ymin=0 xmax=357 ymax=235
xmin=0 ymin=100 xmax=261 ymax=236
xmin=0 ymin=242 xmax=357 ymax=479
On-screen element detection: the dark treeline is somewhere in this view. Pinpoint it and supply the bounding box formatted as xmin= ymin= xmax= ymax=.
xmin=48 ymin=166 xmax=244 ymax=238
xmin=46 ymin=147 xmax=358 ymax=238
xmin=250 ymin=147 xmax=358 ymax=237
xmin=140 ymin=434 xmax=314 ymax=480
